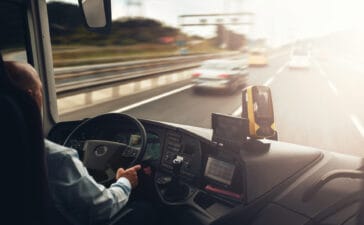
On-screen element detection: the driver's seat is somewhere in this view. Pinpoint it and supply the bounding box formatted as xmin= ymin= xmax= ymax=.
xmin=0 ymin=53 xmax=69 ymax=225
xmin=0 ymin=54 xmax=134 ymax=225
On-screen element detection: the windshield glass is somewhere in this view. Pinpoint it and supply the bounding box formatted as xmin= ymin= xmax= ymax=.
xmin=45 ymin=0 xmax=364 ymax=157
xmin=292 ymin=49 xmax=308 ymax=56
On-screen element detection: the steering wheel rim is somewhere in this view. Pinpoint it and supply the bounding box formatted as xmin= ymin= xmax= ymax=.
xmin=63 ymin=113 xmax=147 ymax=184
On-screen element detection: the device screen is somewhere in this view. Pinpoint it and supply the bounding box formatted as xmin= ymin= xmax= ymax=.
xmin=253 ymin=86 xmax=273 ymax=120
xmin=212 ymin=113 xmax=248 ymax=143
xmin=204 ymin=157 xmax=235 ymax=185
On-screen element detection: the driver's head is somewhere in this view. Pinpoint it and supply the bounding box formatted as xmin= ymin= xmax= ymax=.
xmin=4 ymin=61 xmax=43 ymax=110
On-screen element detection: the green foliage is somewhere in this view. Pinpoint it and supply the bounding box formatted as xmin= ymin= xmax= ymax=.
xmin=47 ymin=2 xmax=83 ymax=34
xmin=214 ymin=25 xmax=246 ymax=50
xmin=46 ymin=2 xmax=224 ymax=67
xmin=47 ymin=2 xmax=179 ymax=46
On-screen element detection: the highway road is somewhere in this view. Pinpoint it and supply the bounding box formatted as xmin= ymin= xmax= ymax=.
xmin=59 ymin=47 xmax=364 ymax=157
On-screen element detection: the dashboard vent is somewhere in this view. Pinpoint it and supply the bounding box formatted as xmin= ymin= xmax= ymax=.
xmin=166 ymin=132 xmax=182 ymax=152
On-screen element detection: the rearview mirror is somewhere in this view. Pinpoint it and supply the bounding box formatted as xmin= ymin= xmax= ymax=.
xmin=78 ymin=0 xmax=112 ymax=33
xmin=242 ymin=86 xmax=277 ymax=140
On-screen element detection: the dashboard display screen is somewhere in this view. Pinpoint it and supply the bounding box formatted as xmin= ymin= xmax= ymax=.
xmin=204 ymin=157 xmax=235 ymax=185
xmin=211 ymin=113 xmax=248 ymax=143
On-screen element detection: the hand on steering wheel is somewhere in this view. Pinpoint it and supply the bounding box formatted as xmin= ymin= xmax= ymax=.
xmin=116 ymin=165 xmax=142 ymax=189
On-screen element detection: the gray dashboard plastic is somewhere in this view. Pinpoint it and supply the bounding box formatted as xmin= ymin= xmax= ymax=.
xmin=240 ymin=141 xmax=323 ymax=203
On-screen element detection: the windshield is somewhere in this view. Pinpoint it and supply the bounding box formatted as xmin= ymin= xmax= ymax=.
xmin=41 ymin=0 xmax=364 ymax=157
xmin=291 ymin=49 xmax=308 ymax=56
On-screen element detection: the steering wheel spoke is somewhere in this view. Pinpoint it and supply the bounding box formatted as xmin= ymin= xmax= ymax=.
xmin=121 ymin=146 xmax=140 ymax=158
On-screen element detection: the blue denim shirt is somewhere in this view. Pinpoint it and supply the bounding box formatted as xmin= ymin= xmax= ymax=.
xmin=45 ymin=140 xmax=131 ymax=225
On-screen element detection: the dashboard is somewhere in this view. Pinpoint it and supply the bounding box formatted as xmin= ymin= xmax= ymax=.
xmin=47 ymin=116 xmax=363 ymax=225
xmin=48 ymin=118 xmax=245 ymax=205
xmin=159 ymin=131 xmax=202 ymax=181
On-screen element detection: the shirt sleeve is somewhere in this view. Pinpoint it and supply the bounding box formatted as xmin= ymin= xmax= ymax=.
xmin=46 ymin=140 xmax=132 ymax=225
xmin=111 ymin=177 xmax=132 ymax=195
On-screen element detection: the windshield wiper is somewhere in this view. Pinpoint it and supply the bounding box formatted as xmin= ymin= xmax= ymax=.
xmin=302 ymin=169 xmax=364 ymax=202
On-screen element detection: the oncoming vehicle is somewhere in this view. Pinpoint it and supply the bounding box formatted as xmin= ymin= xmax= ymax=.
xmin=1 ymin=1 xmax=364 ymax=225
xmin=288 ymin=48 xmax=311 ymax=69
xmin=192 ymin=59 xmax=248 ymax=94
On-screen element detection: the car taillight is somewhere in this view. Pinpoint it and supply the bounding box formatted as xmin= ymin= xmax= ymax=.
xmin=192 ymin=73 xmax=201 ymax=78
xmin=218 ymin=74 xmax=229 ymax=79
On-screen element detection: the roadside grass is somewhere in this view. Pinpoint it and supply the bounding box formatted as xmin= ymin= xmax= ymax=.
xmin=52 ymin=42 xmax=224 ymax=67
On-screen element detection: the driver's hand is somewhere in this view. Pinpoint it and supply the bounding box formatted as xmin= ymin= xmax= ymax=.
xmin=116 ymin=165 xmax=141 ymax=189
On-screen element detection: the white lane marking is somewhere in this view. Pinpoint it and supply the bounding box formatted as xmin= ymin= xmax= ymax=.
xmin=232 ymin=107 xmax=242 ymax=117
xmin=264 ymin=76 xmax=275 ymax=86
xmin=313 ymin=59 xmax=327 ymax=78
xmin=276 ymin=62 xmax=288 ymax=74
xmin=111 ymin=84 xmax=194 ymax=113
xmin=350 ymin=114 xmax=364 ymax=137
xmin=327 ymin=80 xmax=339 ymax=96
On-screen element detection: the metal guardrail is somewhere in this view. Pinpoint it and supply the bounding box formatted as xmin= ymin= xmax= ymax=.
xmin=54 ymin=53 xmax=231 ymax=75
xmin=56 ymin=52 xmax=240 ymax=97
xmin=55 ymin=54 xmax=214 ymax=82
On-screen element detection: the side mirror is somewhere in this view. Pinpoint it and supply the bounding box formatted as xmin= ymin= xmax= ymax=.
xmin=242 ymin=85 xmax=277 ymax=140
xmin=78 ymin=0 xmax=112 ymax=33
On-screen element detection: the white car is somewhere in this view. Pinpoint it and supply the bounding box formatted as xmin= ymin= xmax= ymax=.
xmin=288 ymin=48 xmax=311 ymax=69
xmin=192 ymin=59 xmax=249 ymax=94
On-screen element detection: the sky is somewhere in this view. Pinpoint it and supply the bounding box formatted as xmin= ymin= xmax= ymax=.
xmin=50 ymin=0 xmax=364 ymax=47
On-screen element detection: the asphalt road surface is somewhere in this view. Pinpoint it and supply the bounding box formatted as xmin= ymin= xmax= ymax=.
xmin=60 ymin=48 xmax=364 ymax=157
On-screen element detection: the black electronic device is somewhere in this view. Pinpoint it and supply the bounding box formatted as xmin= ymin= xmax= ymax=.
xmin=211 ymin=113 xmax=249 ymax=147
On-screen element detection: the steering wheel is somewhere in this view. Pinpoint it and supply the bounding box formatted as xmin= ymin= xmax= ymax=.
xmin=63 ymin=113 xmax=147 ymax=185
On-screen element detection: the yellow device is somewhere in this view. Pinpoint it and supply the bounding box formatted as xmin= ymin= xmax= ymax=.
xmin=242 ymin=86 xmax=277 ymax=140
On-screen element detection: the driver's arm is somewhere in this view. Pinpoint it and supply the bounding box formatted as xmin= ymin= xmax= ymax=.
xmin=45 ymin=140 xmax=134 ymax=225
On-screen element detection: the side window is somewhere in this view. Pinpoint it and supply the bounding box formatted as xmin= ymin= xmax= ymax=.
xmin=0 ymin=1 xmax=29 ymax=63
